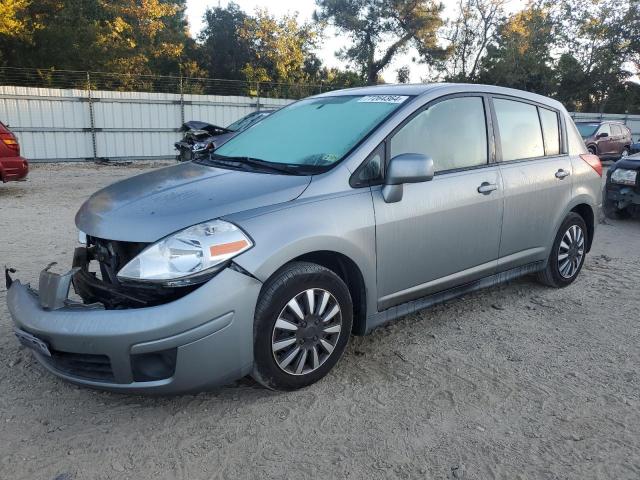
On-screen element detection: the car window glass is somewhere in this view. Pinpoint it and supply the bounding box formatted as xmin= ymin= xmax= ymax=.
xmin=613 ymin=125 xmax=623 ymax=136
xmin=353 ymin=147 xmax=383 ymax=186
xmin=567 ymin=121 xmax=588 ymax=155
xmin=598 ymin=124 xmax=611 ymax=136
xmin=538 ymin=107 xmax=560 ymax=156
xmin=216 ymin=95 xmax=409 ymax=167
xmin=494 ymin=98 xmax=544 ymax=161
xmin=390 ymin=96 xmax=488 ymax=172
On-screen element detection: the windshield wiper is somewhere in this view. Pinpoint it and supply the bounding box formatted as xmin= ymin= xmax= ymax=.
xmin=201 ymin=155 xmax=315 ymax=175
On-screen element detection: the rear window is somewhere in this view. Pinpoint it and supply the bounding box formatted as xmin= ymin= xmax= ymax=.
xmin=494 ymin=99 xmax=544 ymax=161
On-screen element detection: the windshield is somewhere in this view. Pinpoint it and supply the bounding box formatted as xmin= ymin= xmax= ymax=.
xmin=576 ymin=123 xmax=599 ymax=138
xmin=214 ymin=95 xmax=411 ymax=168
xmin=226 ymin=112 xmax=270 ymax=132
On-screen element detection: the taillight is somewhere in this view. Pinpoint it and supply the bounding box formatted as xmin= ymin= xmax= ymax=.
xmin=580 ymin=153 xmax=602 ymax=177
xmin=0 ymin=132 xmax=20 ymax=154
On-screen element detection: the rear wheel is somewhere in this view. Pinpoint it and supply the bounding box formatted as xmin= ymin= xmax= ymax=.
xmin=252 ymin=262 xmax=352 ymax=391
xmin=621 ymin=148 xmax=629 ymax=158
xmin=588 ymin=145 xmax=597 ymax=155
xmin=537 ymin=213 xmax=588 ymax=288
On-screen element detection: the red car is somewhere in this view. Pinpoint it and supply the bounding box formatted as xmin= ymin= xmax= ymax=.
xmin=0 ymin=121 xmax=28 ymax=183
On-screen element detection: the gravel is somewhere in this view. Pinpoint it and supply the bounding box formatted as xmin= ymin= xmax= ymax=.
xmin=1 ymin=162 xmax=639 ymax=480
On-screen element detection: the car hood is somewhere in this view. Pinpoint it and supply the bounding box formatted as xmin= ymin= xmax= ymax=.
xmin=614 ymin=154 xmax=640 ymax=171
xmin=76 ymin=162 xmax=311 ymax=242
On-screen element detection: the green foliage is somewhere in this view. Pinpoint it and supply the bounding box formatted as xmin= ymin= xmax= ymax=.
xmin=477 ymin=4 xmax=557 ymax=95
xmin=315 ymin=0 xmax=446 ymax=84
xmin=198 ymin=2 xmax=251 ymax=81
xmin=1 ymin=0 xmax=638 ymax=111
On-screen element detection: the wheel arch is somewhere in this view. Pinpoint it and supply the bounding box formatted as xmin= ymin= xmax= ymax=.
xmin=287 ymin=251 xmax=368 ymax=336
xmin=570 ymin=203 xmax=595 ymax=252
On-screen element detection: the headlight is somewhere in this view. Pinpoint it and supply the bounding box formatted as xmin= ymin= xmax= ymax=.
xmin=117 ymin=220 xmax=252 ymax=285
xmin=192 ymin=142 xmax=210 ymax=152
xmin=611 ymin=168 xmax=637 ymax=186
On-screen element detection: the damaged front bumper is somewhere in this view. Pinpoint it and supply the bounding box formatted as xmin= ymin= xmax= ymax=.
xmin=5 ymin=265 xmax=262 ymax=394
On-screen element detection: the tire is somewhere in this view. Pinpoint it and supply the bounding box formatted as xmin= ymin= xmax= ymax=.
xmin=251 ymin=261 xmax=353 ymax=391
xmin=588 ymin=145 xmax=597 ymax=155
xmin=621 ymin=148 xmax=629 ymax=158
xmin=537 ymin=212 xmax=588 ymax=288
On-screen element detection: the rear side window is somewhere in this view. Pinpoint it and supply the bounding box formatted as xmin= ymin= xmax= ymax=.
xmin=494 ymin=99 xmax=544 ymax=161
xmin=390 ymin=96 xmax=488 ymax=173
xmin=611 ymin=124 xmax=622 ymax=136
xmin=538 ymin=108 xmax=560 ymax=156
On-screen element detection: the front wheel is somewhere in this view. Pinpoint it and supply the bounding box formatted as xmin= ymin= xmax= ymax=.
xmin=537 ymin=213 xmax=588 ymax=288
xmin=252 ymin=262 xmax=352 ymax=391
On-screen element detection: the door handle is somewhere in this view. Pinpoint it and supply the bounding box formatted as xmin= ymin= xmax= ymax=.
xmin=477 ymin=182 xmax=498 ymax=194
xmin=555 ymin=169 xmax=570 ymax=179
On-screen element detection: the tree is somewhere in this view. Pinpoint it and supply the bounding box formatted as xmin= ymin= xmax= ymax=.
xmin=198 ymin=2 xmax=251 ymax=80
xmin=553 ymin=0 xmax=633 ymax=112
xmin=477 ymin=3 xmax=556 ymax=95
xmin=98 ymin=0 xmax=194 ymax=77
xmin=396 ymin=65 xmax=411 ymax=83
xmin=439 ymin=0 xmax=505 ymax=81
xmin=239 ymin=9 xmax=321 ymax=85
xmin=315 ymin=0 xmax=445 ymax=84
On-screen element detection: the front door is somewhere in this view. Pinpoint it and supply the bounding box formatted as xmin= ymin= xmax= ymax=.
xmin=372 ymin=95 xmax=503 ymax=310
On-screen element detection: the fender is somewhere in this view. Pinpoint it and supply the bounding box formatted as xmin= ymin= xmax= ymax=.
xmin=229 ymin=190 xmax=379 ymax=318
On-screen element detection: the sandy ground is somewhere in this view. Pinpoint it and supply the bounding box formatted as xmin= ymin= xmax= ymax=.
xmin=0 ymin=162 xmax=639 ymax=480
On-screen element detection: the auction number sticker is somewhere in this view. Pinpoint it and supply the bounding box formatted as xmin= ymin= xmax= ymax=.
xmin=358 ymin=95 xmax=409 ymax=103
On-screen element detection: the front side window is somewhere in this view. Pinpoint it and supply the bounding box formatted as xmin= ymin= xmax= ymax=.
xmin=214 ymin=95 xmax=410 ymax=170
xmin=539 ymin=107 xmax=560 ymax=156
xmin=598 ymin=124 xmax=611 ymax=136
xmin=494 ymin=98 xmax=544 ymax=161
xmin=390 ymin=96 xmax=488 ymax=172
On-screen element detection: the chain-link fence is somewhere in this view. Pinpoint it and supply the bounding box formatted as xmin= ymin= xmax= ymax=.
xmin=0 ymin=66 xmax=339 ymax=99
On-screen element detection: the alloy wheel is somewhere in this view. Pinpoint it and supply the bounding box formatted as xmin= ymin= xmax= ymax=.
xmin=557 ymin=225 xmax=585 ymax=279
xmin=271 ymin=288 xmax=342 ymax=376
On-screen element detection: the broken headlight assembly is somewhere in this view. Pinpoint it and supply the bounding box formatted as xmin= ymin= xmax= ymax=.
xmin=116 ymin=219 xmax=253 ymax=287
xmin=611 ymin=168 xmax=637 ymax=186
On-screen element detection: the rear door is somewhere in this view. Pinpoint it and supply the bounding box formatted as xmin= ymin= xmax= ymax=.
xmin=492 ymin=97 xmax=573 ymax=270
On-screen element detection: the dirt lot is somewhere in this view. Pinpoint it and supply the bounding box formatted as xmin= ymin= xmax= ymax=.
xmin=0 ymin=162 xmax=639 ymax=480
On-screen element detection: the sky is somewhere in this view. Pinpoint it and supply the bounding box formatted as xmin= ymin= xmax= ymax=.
xmin=185 ymin=0 xmax=527 ymax=83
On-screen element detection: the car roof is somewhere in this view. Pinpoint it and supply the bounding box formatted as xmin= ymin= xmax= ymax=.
xmin=576 ymin=120 xmax=627 ymax=125
xmin=314 ymin=82 xmax=565 ymax=111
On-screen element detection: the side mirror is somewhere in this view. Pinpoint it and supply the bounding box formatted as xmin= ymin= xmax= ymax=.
xmin=382 ymin=153 xmax=434 ymax=203
xmin=597 ymin=132 xmax=609 ymax=139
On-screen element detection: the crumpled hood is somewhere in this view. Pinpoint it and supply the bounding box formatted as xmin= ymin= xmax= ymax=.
xmin=76 ymin=162 xmax=311 ymax=242
xmin=614 ymin=153 xmax=640 ymax=171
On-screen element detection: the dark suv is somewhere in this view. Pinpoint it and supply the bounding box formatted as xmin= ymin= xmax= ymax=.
xmin=576 ymin=121 xmax=632 ymax=160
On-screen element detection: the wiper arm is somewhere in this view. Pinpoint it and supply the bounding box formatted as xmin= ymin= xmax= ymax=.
xmin=209 ymin=155 xmax=305 ymax=175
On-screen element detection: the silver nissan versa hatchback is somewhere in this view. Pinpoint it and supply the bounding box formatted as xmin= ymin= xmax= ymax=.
xmin=6 ymin=84 xmax=602 ymax=393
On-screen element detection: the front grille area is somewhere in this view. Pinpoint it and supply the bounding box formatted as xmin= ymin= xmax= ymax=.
xmin=71 ymin=239 xmax=198 ymax=309
xmin=42 ymin=350 xmax=114 ymax=382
